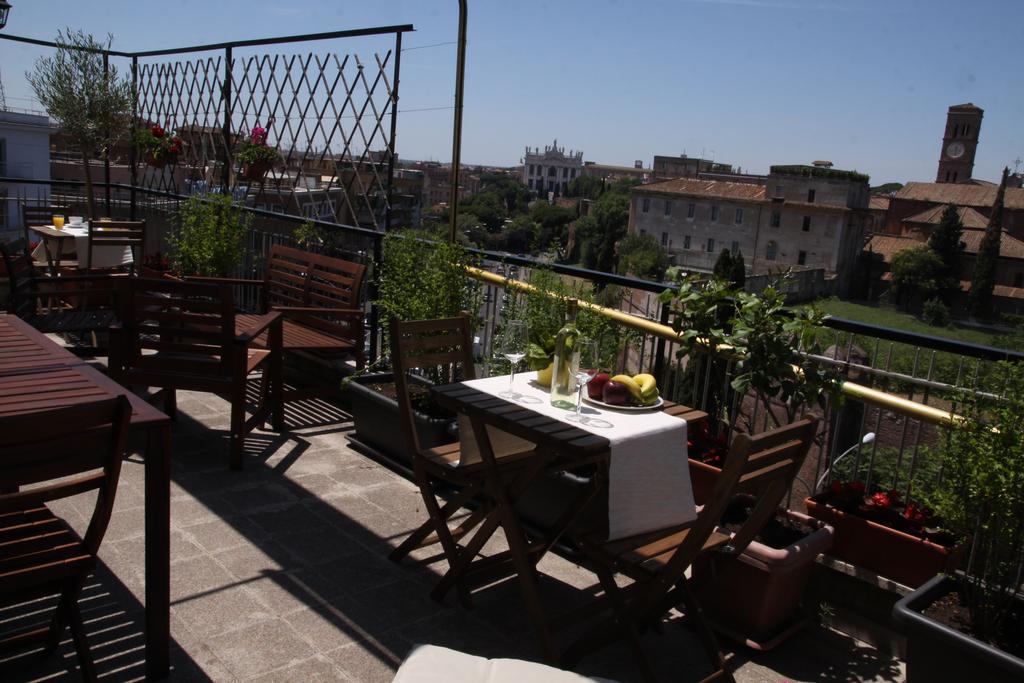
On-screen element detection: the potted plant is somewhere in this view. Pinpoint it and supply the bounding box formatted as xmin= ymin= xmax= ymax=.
xmin=695 ymin=496 xmax=835 ymax=650
xmin=237 ymin=125 xmax=277 ymax=182
xmin=346 ymin=230 xmax=480 ymax=463
xmin=27 ymin=28 xmax=133 ymax=220
xmin=893 ymin=360 xmax=1024 ymax=681
xmin=169 ymin=193 xmax=250 ymax=277
xmin=805 ymin=480 xmax=962 ymax=588
xmin=135 ymin=124 xmax=183 ymax=168
xmin=659 ymin=274 xmax=836 ymax=504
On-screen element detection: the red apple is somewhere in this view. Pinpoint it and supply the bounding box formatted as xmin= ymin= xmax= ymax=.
xmin=588 ymin=372 xmax=611 ymax=400
xmin=602 ymin=380 xmax=630 ymax=405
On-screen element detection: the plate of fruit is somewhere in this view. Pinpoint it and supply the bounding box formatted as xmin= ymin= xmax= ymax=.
xmin=584 ymin=373 xmax=663 ymax=411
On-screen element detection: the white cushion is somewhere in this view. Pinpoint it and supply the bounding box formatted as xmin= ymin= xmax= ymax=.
xmin=393 ymin=644 xmax=618 ymax=683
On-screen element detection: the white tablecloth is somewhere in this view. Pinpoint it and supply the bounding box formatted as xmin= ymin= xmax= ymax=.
xmin=459 ymin=371 xmax=696 ymax=540
xmin=31 ymin=224 xmax=135 ymax=269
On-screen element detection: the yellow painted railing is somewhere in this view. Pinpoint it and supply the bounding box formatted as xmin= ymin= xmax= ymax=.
xmin=466 ymin=266 xmax=964 ymax=427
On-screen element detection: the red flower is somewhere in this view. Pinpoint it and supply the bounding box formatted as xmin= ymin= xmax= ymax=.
xmin=151 ymin=125 xmax=165 ymax=138
xmin=849 ymin=481 xmax=866 ymax=495
xmin=870 ymin=491 xmax=893 ymax=508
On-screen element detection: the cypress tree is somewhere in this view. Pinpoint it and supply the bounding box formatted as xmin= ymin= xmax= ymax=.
xmin=927 ymin=203 xmax=965 ymax=305
xmin=730 ymin=250 xmax=747 ymax=289
xmin=969 ymin=168 xmax=1009 ymax=320
xmin=713 ymin=248 xmax=733 ymax=281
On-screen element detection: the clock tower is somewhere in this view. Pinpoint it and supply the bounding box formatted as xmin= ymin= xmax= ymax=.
xmin=936 ymin=103 xmax=983 ymax=183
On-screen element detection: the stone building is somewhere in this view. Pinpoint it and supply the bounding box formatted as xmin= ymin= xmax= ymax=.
xmin=628 ymin=163 xmax=870 ymax=294
xmin=522 ymin=140 xmax=583 ymax=195
xmin=580 ymin=160 xmax=652 ymax=184
xmin=652 ymin=154 xmax=732 ymax=180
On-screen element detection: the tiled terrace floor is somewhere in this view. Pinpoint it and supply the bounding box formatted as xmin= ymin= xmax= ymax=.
xmin=1 ymin=364 xmax=905 ymax=682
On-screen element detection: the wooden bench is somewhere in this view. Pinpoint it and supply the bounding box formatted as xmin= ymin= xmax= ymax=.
xmin=192 ymin=244 xmax=367 ymax=403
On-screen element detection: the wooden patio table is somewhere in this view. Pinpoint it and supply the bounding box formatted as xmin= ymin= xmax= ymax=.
xmin=431 ymin=374 xmax=707 ymax=662
xmin=0 ymin=314 xmax=172 ymax=679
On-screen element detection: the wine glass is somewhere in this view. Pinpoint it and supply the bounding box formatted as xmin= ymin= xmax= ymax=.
xmin=499 ymin=320 xmax=527 ymax=398
xmin=567 ymin=339 xmax=599 ymax=423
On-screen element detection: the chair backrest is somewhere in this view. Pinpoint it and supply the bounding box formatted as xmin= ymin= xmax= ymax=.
xmin=389 ymin=315 xmax=475 ymax=454
xmin=0 ymin=238 xmax=38 ymax=319
xmin=113 ymin=277 xmax=238 ymax=386
xmin=632 ymin=417 xmax=819 ymax=620
xmin=264 ymin=244 xmax=366 ymax=310
xmin=0 ymin=396 xmax=131 ymax=555
xmin=21 ymin=204 xmax=67 ymax=247
xmin=88 ymin=219 xmax=146 ymax=274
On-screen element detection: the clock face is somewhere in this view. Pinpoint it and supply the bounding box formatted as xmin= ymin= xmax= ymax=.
xmin=947 ymin=142 xmax=966 ymax=159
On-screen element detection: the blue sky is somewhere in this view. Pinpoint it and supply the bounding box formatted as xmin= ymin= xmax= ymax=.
xmin=2 ymin=0 xmax=1022 ymax=185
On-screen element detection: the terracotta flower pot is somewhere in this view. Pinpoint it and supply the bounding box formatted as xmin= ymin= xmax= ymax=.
xmin=688 ymin=458 xmax=721 ymax=506
xmin=804 ymin=496 xmax=963 ymax=588
xmin=242 ymin=161 xmax=271 ymax=182
xmin=695 ymin=509 xmax=834 ymax=650
xmin=147 ymin=154 xmax=168 ymax=169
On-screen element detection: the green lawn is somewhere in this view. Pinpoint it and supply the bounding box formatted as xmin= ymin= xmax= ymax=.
xmin=812 ymin=298 xmax=1006 ymax=349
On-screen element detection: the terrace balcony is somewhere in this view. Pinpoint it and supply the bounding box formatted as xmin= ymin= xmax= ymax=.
xmin=2 ymin=17 xmax=1022 ymax=683
xmin=1 ymin=354 xmax=906 ymax=682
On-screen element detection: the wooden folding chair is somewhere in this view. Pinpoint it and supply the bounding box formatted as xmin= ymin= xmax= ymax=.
xmin=386 ymin=315 xmax=537 ymax=606
xmin=109 ymin=277 xmax=282 ymax=469
xmin=558 ymin=417 xmax=819 ymax=682
xmin=85 ymin=219 xmax=146 ymax=275
xmin=0 ymin=396 xmax=132 ymax=682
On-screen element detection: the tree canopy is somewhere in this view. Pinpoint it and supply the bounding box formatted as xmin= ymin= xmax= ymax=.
xmin=617 ymin=232 xmax=669 ymax=281
xmin=27 ymin=28 xmax=133 ymax=218
xmin=927 ymin=203 xmax=965 ymax=305
xmin=890 ymin=246 xmax=945 ymax=311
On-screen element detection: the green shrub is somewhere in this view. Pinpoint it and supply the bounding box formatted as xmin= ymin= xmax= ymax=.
xmin=922 ymin=297 xmax=950 ymax=327
xmin=170 ymin=194 xmax=251 ymax=277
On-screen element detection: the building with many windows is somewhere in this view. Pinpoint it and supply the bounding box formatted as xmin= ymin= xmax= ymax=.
xmin=522 ymin=140 xmax=583 ymax=195
xmin=628 ymin=163 xmax=870 ymax=294
xmin=0 ymin=110 xmax=54 ymax=240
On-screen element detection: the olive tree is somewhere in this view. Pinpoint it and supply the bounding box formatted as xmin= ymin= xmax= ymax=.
xmin=27 ymin=28 xmax=134 ymax=219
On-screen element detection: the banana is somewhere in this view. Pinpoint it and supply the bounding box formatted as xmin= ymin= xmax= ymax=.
xmin=633 ymin=373 xmax=657 ymax=395
xmin=610 ymin=374 xmax=643 ymax=400
xmin=633 ymin=373 xmax=660 ymax=405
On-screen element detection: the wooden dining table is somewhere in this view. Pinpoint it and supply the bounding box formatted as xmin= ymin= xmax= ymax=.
xmin=431 ymin=376 xmax=708 ymax=661
xmin=0 ymin=315 xmax=172 ymax=679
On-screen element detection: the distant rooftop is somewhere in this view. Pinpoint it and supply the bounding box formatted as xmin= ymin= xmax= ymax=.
xmin=769 ymin=165 xmax=870 ymax=184
xmin=896 ymin=181 xmax=1024 ymax=210
xmin=634 ymin=177 xmax=766 ymax=201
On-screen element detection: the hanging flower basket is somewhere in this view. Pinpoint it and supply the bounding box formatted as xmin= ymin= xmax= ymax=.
xmin=241 ymin=160 xmax=271 ymax=182
xmin=237 ymin=125 xmax=278 ymax=183
xmin=136 ymin=124 xmax=183 ymax=169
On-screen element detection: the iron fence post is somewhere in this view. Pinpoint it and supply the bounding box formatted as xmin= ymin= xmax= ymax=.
xmin=130 ymin=56 xmax=138 ymax=220
xmin=221 ymin=46 xmax=233 ymax=193
xmin=653 ymin=301 xmax=670 ymax=381
xmin=103 ymin=51 xmax=112 ymax=215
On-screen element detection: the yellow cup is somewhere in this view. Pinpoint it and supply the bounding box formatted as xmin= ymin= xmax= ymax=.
xmin=52 ymin=215 xmax=65 ymax=230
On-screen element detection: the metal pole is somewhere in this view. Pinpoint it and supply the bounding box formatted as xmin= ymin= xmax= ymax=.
xmin=448 ymin=0 xmax=468 ymax=243
xmin=129 ymin=56 xmax=138 ymax=220
xmin=221 ymin=46 xmax=233 ymax=192
xmin=103 ymin=51 xmax=112 ymax=215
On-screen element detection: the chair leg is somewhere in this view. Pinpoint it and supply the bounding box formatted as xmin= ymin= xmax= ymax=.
xmin=50 ymin=578 xmax=97 ymax=682
xmin=66 ymin=590 xmax=98 ymax=682
xmin=229 ymin=386 xmax=245 ymax=470
xmin=389 ymin=481 xmax=483 ymax=563
xmin=677 ymin=578 xmax=733 ymax=683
